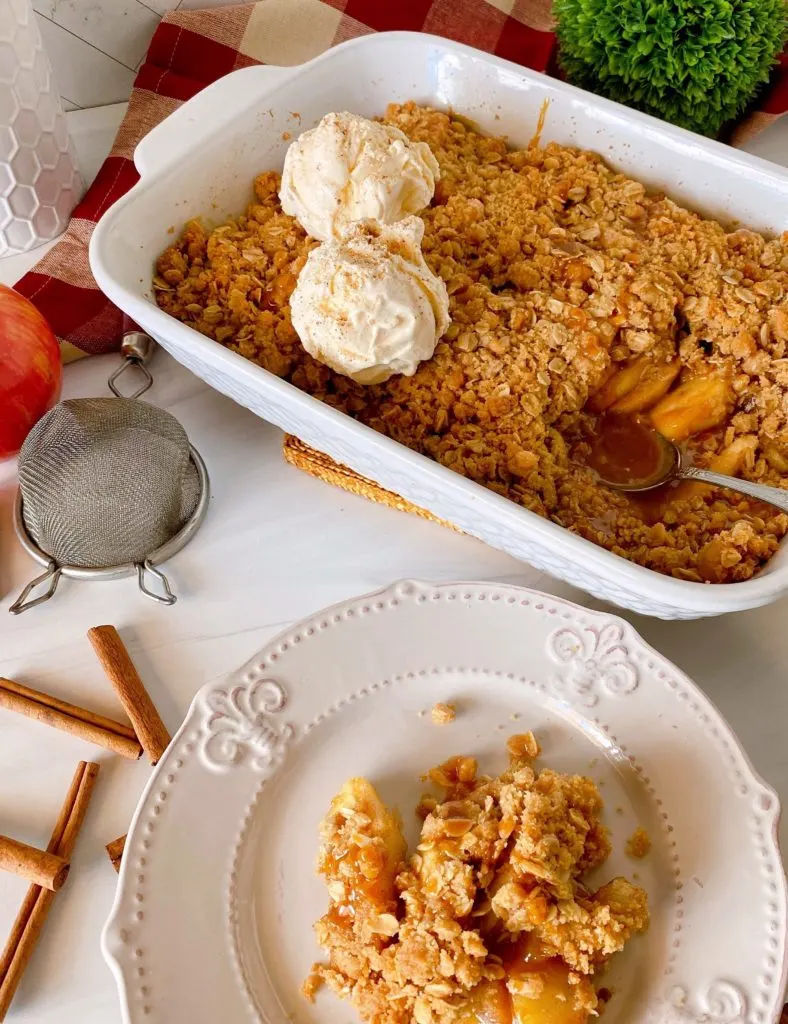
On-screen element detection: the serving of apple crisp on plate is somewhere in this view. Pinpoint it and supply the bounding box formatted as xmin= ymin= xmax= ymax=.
xmin=155 ymin=102 xmax=788 ymax=585
xmin=99 ymin=580 xmax=788 ymax=1023
xmin=304 ymin=736 xmax=649 ymax=1024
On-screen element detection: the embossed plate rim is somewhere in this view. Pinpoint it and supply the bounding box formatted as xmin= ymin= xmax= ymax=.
xmin=102 ymin=580 xmax=788 ymax=1024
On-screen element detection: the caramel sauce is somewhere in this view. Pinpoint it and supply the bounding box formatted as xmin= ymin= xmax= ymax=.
xmin=259 ymin=271 xmax=298 ymax=311
xmin=629 ymin=484 xmax=676 ymax=525
xmin=321 ymin=845 xmax=389 ymax=911
xmin=586 ymin=414 xmax=670 ymax=488
xmin=327 ymin=903 xmax=353 ymax=926
xmin=499 ymin=934 xmax=554 ymax=971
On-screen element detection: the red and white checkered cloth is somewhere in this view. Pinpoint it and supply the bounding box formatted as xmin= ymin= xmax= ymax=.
xmin=15 ymin=0 xmax=788 ymax=363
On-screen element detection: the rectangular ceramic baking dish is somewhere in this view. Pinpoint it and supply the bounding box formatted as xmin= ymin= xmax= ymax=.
xmin=90 ymin=31 xmax=788 ymax=620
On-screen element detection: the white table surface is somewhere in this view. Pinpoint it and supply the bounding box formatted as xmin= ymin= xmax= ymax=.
xmin=2 ymin=106 xmax=788 ymax=1024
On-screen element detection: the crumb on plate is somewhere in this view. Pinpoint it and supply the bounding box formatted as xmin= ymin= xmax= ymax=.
xmin=626 ymin=826 xmax=652 ymax=859
xmin=506 ymin=730 xmax=541 ymax=763
xmin=430 ymin=701 xmax=456 ymax=724
xmin=415 ymin=794 xmax=437 ymax=819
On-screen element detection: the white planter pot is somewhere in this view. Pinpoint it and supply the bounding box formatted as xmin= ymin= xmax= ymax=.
xmin=0 ymin=0 xmax=83 ymax=256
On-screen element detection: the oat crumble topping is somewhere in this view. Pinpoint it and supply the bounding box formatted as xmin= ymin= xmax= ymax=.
xmin=301 ymin=736 xmax=648 ymax=1024
xmin=155 ymin=102 xmax=788 ymax=583
xmin=431 ymin=702 xmax=457 ymax=725
xmin=625 ymin=827 xmax=652 ymax=860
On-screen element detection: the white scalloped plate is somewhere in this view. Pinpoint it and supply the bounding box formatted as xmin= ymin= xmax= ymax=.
xmin=102 ymin=581 xmax=788 ymax=1024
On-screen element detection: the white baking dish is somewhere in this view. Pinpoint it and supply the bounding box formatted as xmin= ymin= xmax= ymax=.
xmin=90 ymin=31 xmax=788 ymax=620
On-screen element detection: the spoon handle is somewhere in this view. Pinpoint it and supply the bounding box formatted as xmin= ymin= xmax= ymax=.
xmin=679 ymin=466 xmax=788 ymax=514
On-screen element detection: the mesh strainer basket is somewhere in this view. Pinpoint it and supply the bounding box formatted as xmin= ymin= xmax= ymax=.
xmin=10 ymin=334 xmax=210 ymax=614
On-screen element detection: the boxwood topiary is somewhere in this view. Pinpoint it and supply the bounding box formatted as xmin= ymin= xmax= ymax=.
xmin=554 ymin=0 xmax=788 ymax=137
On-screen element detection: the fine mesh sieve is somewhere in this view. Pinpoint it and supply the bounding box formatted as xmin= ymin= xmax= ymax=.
xmin=10 ymin=334 xmax=210 ymax=614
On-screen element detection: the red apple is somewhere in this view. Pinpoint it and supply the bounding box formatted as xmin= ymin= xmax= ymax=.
xmin=0 ymin=284 xmax=62 ymax=459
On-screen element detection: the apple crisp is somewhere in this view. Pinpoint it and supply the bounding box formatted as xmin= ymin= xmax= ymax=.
xmin=302 ymin=736 xmax=648 ymax=1024
xmin=625 ymin=827 xmax=651 ymax=860
xmin=154 ymin=102 xmax=788 ymax=583
xmin=431 ymin=702 xmax=457 ymax=725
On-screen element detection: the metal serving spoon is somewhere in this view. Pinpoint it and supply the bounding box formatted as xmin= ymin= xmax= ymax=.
xmin=597 ymin=424 xmax=788 ymax=514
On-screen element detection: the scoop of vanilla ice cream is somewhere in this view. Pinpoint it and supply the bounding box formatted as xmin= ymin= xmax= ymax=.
xmin=289 ymin=217 xmax=450 ymax=385
xmin=279 ymin=112 xmax=439 ymax=242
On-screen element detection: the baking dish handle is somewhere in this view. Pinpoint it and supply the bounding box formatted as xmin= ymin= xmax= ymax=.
xmin=134 ymin=64 xmax=293 ymax=178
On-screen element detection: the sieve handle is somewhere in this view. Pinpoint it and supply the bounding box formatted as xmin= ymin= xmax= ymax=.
xmin=9 ymin=563 xmax=62 ymax=615
xmin=121 ymin=331 xmax=156 ymax=365
xmin=108 ymin=329 xmax=156 ymax=399
xmin=137 ymin=561 xmax=177 ymax=606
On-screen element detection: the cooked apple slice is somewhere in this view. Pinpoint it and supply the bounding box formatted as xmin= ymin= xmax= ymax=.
xmin=765 ymin=443 xmax=788 ymax=474
xmin=650 ymin=375 xmax=733 ymax=441
xmin=319 ymin=777 xmax=407 ymax=908
xmin=457 ymin=980 xmax=512 ymax=1024
xmin=586 ymin=357 xmax=649 ymax=413
xmin=458 ymin=969 xmax=591 ymax=1024
xmin=510 ymin=960 xmax=590 ymax=1024
xmin=609 ymin=359 xmax=681 ymax=415
xmin=673 ymin=435 xmax=757 ymax=503
xmin=497 ymin=934 xmax=593 ymax=1024
xmin=709 ymin=435 xmax=758 ymax=477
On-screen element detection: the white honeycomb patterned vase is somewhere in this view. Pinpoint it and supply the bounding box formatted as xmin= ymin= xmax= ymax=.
xmin=0 ymin=0 xmax=83 ymax=256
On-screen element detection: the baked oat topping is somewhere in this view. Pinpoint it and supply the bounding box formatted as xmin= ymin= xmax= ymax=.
xmin=155 ymin=102 xmax=788 ymax=583
xmin=625 ymin=827 xmax=652 ymax=860
xmin=431 ymin=702 xmax=457 ymax=725
xmin=302 ymin=739 xmax=648 ymax=1024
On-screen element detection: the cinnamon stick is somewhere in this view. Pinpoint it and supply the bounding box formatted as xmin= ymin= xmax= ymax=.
xmin=0 ymin=677 xmax=142 ymax=760
xmin=0 ymin=766 xmax=83 ymax=988
xmin=0 ymin=836 xmax=69 ymax=892
xmin=106 ymin=834 xmax=126 ymax=873
xmin=0 ymin=762 xmax=99 ymax=1020
xmin=87 ymin=626 xmax=171 ymax=765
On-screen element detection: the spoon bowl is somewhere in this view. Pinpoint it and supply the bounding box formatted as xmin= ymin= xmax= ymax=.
xmin=593 ymin=421 xmax=788 ymax=514
xmin=597 ymin=427 xmax=682 ymax=493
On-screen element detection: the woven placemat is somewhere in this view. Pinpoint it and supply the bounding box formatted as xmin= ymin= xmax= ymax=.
xmin=282 ymin=435 xmax=459 ymax=533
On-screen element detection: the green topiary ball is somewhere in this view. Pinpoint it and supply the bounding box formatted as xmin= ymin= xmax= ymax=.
xmin=554 ymin=0 xmax=788 ymax=138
